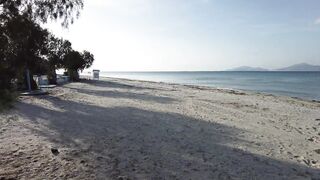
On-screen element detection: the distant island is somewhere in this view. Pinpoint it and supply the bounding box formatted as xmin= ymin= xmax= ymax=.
xmin=227 ymin=63 xmax=320 ymax=71
xmin=276 ymin=63 xmax=320 ymax=71
xmin=226 ymin=66 xmax=268 ymax=71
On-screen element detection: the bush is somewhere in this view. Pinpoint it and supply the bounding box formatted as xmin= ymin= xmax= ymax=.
xmin=0 ymin=89 xmax=17 ymax=111
xmin=67 ymin=69 xmax=80 ymax=81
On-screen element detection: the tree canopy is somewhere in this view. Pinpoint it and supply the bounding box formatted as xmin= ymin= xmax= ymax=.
xmin=63 ymin=50 xmax=94 ymax=81
xmin=0 ymin=0 xmax=83 ymax=27
xmin=0 ymin=0 xmax=95 ymax=94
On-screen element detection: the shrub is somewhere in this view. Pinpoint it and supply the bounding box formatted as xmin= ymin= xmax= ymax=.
xmin=0 ymin=89 xmax=17 ymax=111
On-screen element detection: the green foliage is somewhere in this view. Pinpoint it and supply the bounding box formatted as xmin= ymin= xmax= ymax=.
xmin=0 ymin=89 xmax=16 ymax=111
xmin=46 ymin=37 xmax=72 ymax=69
xmin=4 ymin=14 xmax=49 ymax=69
xmin=0 ymin=0 xmax=94 ymax=99
xmin=0 ymin=0 xmax=86 ymax=88
xmin=0 ymin=0 xmax=83 ymax=27
xmin=0 ymin=13 xmax=50 ymax=90
xmin=44 ymin=35 xmax=73 ymax=83
xmin=63 ymin=50 xmax=95 ymax=81
xmin=81 ymin=50 xmax=95 ymax=70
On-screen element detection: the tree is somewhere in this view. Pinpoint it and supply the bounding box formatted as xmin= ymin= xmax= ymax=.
xmin=0 ymin=0 xmax=83 ymax=27
xmin=80 ymin=50 xmax=95 ymax=70
xmin=0 ymin=26 xmax=13 ymax=89
xmin=0 ymin=0 xmax=83 ymax=91
xmin=63 ymin=50 xmax=94 ymax=81
xmin=0 ymin=13 xmax=49 ymax=90
xmin=45 ymin=35 xmax=72 ymax=84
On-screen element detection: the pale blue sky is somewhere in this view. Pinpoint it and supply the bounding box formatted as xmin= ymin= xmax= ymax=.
xmin=46 ymin=0 xmax=320 ymax=71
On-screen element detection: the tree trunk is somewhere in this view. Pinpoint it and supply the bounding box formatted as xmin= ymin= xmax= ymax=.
xmin=48 ymin=67 xmax=57 ymax=84
xmin=67 ymin=69 xmax=79 ymax=81
xmin=24 ymin=70 xmax=38 ymax=90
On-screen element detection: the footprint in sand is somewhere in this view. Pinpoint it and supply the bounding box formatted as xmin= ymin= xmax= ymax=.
xmin=307 ymin=136 xmax=320 ymax=143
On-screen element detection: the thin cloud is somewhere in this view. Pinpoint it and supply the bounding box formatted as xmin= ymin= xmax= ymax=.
xmin=314 ymin=17 xmax=320 ymax=25
xmin=201 ymin=0 xmax=210 ymax=3
xmin=86 ymin=0 xmax=118 ymax=8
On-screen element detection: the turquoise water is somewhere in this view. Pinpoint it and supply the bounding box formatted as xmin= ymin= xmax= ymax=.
xmin=100 ymin=71 xmax=320 ymax=101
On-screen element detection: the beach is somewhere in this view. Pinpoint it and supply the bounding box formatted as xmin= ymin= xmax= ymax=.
xmin=0 ymin=77 xmax=319 ymax=179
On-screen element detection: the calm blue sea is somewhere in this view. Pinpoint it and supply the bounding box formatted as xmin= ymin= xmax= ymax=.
xmin=100 ymin=71 xmax=320 ymax=101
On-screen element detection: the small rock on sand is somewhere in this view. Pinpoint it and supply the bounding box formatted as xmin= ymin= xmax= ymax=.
xmin=51 ymin=148 xmax=59 ymax=156
xmin=308 ymin=136 xmax=318 ymax=142
xmin=314 ymin=149 xmax=320 ymax=154
xmin=117 ymin=176 xmax=129 ymax=180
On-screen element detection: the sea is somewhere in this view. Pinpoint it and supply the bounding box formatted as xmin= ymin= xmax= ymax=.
xmin=98 ymin=71 xmax=320 ymax=101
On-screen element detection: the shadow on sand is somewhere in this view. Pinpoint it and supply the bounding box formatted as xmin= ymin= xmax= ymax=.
xmin=81 ymin=79 xmax=164 ymax=91
xmin=15 ymin=82 xmax=320 ymax=179
xmin=66 ymin=79 xmax=177 ymax=104
xmin=69 ymin=86 xmax=176 ymax=104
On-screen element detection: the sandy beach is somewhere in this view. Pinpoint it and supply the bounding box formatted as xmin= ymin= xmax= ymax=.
xmin=0 ymin=77 xmax=319 ymax=179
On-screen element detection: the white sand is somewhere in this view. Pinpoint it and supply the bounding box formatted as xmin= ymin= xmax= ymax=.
xmin=0 ymin=77 xmax=319 ymax=179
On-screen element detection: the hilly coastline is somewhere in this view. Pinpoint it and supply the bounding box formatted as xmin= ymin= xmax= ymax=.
xmin=226 ymin=66 xmax=268 ymax=71
xmin=277 ymin=63 xmax=320 ymax=71
xmin=228 ymin=63 xmax=320 ymax=71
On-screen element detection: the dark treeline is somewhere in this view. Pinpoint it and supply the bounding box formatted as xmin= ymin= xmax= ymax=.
xmin=0 ymin=0 xmax=92 ymax=108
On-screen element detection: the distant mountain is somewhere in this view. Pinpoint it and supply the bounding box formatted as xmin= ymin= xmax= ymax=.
xmin=227 ymin=66 xmax=269 ymax=71
xmin=276 ymin=63 xmax=320 ymax=71
xmin=227 ymin=63 xmax=320 ymax=71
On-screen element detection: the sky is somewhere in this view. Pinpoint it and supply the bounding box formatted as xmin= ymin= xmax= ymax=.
xmin=45 ymin=0 xmax=320 ymax=71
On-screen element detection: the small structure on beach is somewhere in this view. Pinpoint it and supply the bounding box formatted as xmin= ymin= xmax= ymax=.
xmin=33 ymin=75 xmax=57 ymax=89
xmin=33 ymin=75 xmax=49 ymax=86
xmin=93 ymin=70 xmax=100 ymax=80
xmin=56 ymin=75 xmax=69 ymax=84
xmin=20 ymin=73 xmax=48 ymax=96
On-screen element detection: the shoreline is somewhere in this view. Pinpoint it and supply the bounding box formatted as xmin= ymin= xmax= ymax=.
xmin=1 ymin=77 xmax=320 ymax=179
xmin=97 ymin=76 xmax=320 ymax=103
xmin=84 ymin=70 xmax=320 ymax=102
